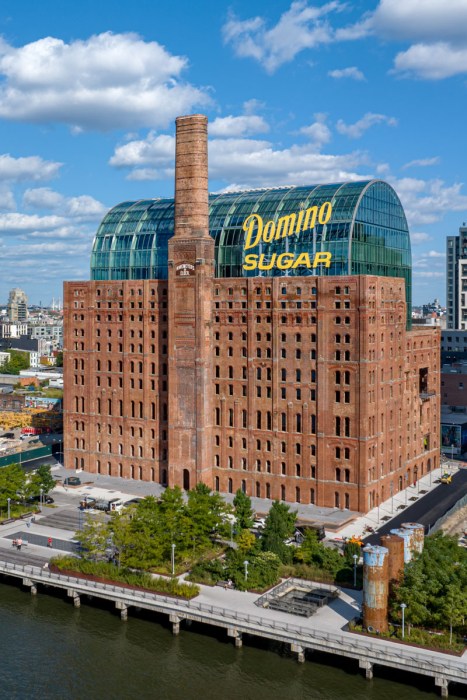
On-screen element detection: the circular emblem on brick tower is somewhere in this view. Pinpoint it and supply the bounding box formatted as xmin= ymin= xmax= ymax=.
xmin=176 ymin=263 xmax=195 ymax=277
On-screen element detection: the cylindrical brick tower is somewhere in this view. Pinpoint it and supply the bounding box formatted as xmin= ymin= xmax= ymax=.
xmin=362 ymin=545 xmax=389 ymax=633
xmin=390 ymin=527 xmax=413 ymax=563
xmin=168 ymin=114 xmax=215 ymax=489
xmin=401 ymin=522 xmax=425 ymax=556
xmin=380 ymin=534 xmax=405 ymax=583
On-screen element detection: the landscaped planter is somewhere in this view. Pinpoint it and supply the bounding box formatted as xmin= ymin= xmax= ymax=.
xmin=49 ymin=564 xmax=199 ymax=599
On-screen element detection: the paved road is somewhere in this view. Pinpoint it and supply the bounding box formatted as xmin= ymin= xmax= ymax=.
xmin=365 ymin=469 xmax=467 ymax=544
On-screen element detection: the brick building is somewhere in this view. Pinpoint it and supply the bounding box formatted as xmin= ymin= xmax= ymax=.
xmin=64 ymin=114 xmax=440 ymax=513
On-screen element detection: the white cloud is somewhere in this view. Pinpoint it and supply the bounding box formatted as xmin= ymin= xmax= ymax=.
xmin=110 ymin=129 xmax=370 ymax=187
xmin=210 ymin=115 xmax=269 ymax=138
xmin=402 ymin=157 xmax=440 ymax=169
xmin=299 ymin=114 xmax=332 ymax=149
xmin=371 ymin=0 xmax=467 ymax=43
xmin=413 ymin=271 xmax=444 ymax=278
xmin=0 ymin=32 xmax=209 ymax=131
xmin=222 ymin=1 xmax=347 ymax=73
xmin=110 ymin=133 xmax=175 ymax=170
xmin=0 ymin=154 xmax=61 ymax=182
xmin=410 ymin=232 xmax=432 ymax=245
xmin=336 ymin=112 xmax=398 ymax=139
xmin=392 ymin=177 xmax=467 ymax=226
xmin=365 ymin=0 xmax=467 ymax=80
xmin=328 ymin=66 xmax=365 ymax=81
xmin=23 ymin=187 xmax=63 ymax=209
xmin=0 ymin=212 xmax=68 ymax=233
xmin=394 ymin=42 xmax=467 ymax=79
xmin=23 ymin=188 xmax=107 ymax=220
xmin=0 ymin=186 xmax=15 ymax=211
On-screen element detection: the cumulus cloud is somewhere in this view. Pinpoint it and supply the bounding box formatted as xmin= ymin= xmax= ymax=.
xmin=410 ymin=232 xmax=432 ymax=245
xmin=394 ymin=42 xmax=467 ymax=79
xmin=392 ymin=177 xmax=467 ymax=226
xmin=0 ymin=186 xmax=16 ymax=211
xmin=299 ymin=114 xmax=332 ymax=149
xmin=336 ymin=112 xmax=398 ymax=139
xmin=210 ymin=114 xmax=269 ymax=138
xmin=402 ymin=157 xmax=440 ymax=170
xmin=110 ymin=128 xmax=370 ymax=187
xmin=371 ymin=0 xmax=467 ymax=43
xmin=0 ymin=32 xmax=209 ymax=131
xmin=0 ymin=154 xmax=61 ymax=182
xmin=23 ymin=188 xmax=107 ymax=220
xmin=367 ymin=0 xmax=467 ymax=79
xmin=222 ymin=1 xmax=350 ymax=73
xmin=328 ymin=66 xmax=365 ymax=81
xmin=0 ymin=212 xmax=68 ymax=233
xmin=110 ymin=133 xmax=175 ymax=176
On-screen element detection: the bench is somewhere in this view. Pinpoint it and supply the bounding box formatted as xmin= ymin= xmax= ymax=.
xmin=216 ymin=580 xmax=234 ymax=589
xmin=20 ymin=512 xmax=35 ymax=520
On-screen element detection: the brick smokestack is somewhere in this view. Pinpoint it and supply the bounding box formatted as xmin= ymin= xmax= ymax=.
xmin=174 ymin=114 xmax=209 ymax=238
xmin=167 ymin=114 xmax=214 ymax=491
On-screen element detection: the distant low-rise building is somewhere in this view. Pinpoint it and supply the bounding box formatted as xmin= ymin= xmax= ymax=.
xmin=0 ymin=352 xmax=10 ymax=367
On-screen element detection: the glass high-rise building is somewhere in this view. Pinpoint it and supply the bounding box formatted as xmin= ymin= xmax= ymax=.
xmin=446 ymin=224 xmax=467 ymax=329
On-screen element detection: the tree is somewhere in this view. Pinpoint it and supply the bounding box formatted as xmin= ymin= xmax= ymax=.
xmin=233 ymin=489 xmax=254 ymax=530
xmin=236 ymin=529 xmax=257 ymax=555
xmin=29 ymin=464 xmax=56 ymax=496
xmin=261 ymin=501 xmax=297 ymax=564
xmin=55 ymin=352 xmax=63 ymax=367
xmin=439 ymin=583 xmax=466 ymax=644
xmin=295 ymin=529 xmax=344 ymax=576
xmin=2 ymin=350 xmax=30 ymax=375
xmin=186 ymin=483 xmax=226 ymax=553
xmin=0 ymin=463 xmax=26 ymax=508
xmin=74 ymin=513 xmax=109 ymax=560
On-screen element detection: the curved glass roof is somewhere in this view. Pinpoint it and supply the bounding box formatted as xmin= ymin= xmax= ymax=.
xmin=91 ymin=180 xmax=411 ymax=319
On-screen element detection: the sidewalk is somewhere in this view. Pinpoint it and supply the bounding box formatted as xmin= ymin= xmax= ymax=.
xmin=333 ymin=462 xmax=463 ymax=541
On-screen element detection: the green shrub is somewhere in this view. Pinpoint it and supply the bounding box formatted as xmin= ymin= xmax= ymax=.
xmin=51 ymin=556 xmax=199 ymax=599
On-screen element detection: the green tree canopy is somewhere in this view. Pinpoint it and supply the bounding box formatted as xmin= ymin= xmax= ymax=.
xmin=2 ymin=350 xmax=30 ymax=375
xmin=0 ymin=463 xmax=26 ymax=508
xmin=261 ymin=501 xmax=297 ymax=564
xmin=233 ymin=489 xmax=254 ymax=530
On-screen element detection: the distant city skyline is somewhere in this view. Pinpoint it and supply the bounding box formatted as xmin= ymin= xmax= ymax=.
xmin=1 ymin=0 xmax=466 ymax=303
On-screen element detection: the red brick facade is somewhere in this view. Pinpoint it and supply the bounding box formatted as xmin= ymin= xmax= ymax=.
xmin=63 ymin=114 xmax=440 ymax=514
xmin=63 ymin=274 xmax=440 ymax=513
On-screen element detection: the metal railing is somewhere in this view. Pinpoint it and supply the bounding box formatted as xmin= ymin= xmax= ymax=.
xmin=0 ymin=559 xmax=464 ymax=681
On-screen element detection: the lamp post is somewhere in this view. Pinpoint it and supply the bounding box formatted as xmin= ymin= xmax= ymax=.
xmin=39 ymin=487 xmax=43 ymax=511
xmin=390 ymin=482 xmax=394 ymax=514
xmin=451 ymin=443 xmax=454 ymax=465
xmin=171 ymin=543 xmax=176 ymax=576
xmin=404 ymin=474 xmax=408 ymax=505
xmin=7 ymin=497 xmax=11 ymax=519
xmin=352 ymin=554 xmax=358 ymax=587
xmin=400 ymin=603 xmax=407 ymax=639
xmin=244 ymin=559 xmax=249 ymax=582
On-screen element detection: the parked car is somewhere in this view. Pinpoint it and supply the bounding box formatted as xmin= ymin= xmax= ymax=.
xmin=29 ymin=495 xmax=54 ymax=504
xmin=64 ymin=476 xmax=81 ymax=486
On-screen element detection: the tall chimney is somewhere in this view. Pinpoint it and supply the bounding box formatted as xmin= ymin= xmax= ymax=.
xmin=174 ymin=114 xmax=209 ymax=238
xmin=167 ymin=114 xmax=214 ymax=490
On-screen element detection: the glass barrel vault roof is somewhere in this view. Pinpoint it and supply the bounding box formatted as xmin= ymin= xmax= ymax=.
xmin=91 ymin=180 xmax=412 ymax=318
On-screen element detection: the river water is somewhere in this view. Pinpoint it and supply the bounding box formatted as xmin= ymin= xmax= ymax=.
xmin=0 ymin=582 xmax=465 ymax=700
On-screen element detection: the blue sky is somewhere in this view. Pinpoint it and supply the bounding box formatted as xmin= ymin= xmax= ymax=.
xmin=0 ymin=0 xmax=466 ymax=305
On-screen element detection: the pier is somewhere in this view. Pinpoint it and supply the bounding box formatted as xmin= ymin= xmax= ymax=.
xmin=0 ymin=558 xmax=465 ymax=697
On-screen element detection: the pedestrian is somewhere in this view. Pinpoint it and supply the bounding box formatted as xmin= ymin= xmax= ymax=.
xmin=47 ymin=537 xmax=53 ymax=548
xmin=17 ymin=537 xmax=22 ymax=551
xmin=26 ymin=520 xmax=31 ymax=529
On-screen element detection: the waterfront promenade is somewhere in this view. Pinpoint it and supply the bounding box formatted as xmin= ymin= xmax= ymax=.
xmin=0 ymin=553 xmax=465 ymax=697
xmin=0 ymin=464 xmax=466 ymax=697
